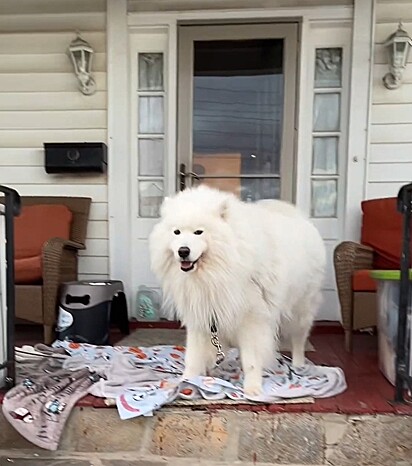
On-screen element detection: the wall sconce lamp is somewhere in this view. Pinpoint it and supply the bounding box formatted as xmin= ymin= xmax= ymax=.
xmin=383 ymin=22 xmax=412 ymax=90
xmin=67 ymin=32 xmax=96 ymax=95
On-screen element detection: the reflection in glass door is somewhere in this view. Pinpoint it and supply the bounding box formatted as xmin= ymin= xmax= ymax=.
xmin=178 ymin=24 xmax=297 ymax=202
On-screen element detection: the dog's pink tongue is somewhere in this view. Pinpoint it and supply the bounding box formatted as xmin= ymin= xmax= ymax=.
xmin=181 ymin=261 xmax=192 ymax=270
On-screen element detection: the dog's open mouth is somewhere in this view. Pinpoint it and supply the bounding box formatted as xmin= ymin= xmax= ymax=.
xmin=180 ymin=258 xmax=200 ymax=272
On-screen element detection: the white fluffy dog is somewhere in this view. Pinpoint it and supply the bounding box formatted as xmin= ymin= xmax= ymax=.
xmin=149 ymin=186 xmax=326 ymax=396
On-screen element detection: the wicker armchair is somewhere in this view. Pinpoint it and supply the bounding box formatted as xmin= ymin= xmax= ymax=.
xmin=334 ymin=241 xmax=375 ymax=351
xmin=334 ymin=197 xmax=403 ymax=352
xmin=12 ymin=197 xmax=91 ymax=343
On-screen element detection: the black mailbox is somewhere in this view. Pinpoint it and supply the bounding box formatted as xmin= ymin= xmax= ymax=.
xmin=44 ymin=142 xmax=107 ymax=174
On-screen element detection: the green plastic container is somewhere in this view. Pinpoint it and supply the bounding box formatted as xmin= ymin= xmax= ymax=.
xmin=370 ymin=270 xmax=412 ymax=385
xmin=136 ymin=285 xmax=161 ymax=321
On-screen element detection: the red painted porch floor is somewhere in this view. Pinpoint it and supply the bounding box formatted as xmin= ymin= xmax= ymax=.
xmin=2 ymin=326 xmax=412 ymax=415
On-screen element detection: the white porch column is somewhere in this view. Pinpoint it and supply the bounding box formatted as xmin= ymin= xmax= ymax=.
xmin=344 ymin=0 xmax=375 ymax=241
xmin=107 ymin=0 xmax=132 ymax=305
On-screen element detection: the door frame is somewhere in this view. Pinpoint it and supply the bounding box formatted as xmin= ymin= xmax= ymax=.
xmin=177 ymin=23 xmax=298 ymax=202
xmin=107 ymin=0 xmax=372 ymax=318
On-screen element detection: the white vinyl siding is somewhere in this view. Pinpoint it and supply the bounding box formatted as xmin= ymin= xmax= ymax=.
xmin=128 ymin=0 xmax=353 ymax=13
xmin=0 ymin=0 xmax=108 ymax=281
xmin=368 ymin=1 xmax=412 ymax=199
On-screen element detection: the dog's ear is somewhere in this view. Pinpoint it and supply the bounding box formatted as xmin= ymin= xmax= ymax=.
xmin=160 ymin=196 xmax=171 ymax=217
xmin=219 ymin=200 xmax=228 ymax=220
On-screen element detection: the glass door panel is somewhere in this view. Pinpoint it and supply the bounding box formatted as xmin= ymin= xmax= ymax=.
xmin=178 ymin=23 xmax=297 ymax=202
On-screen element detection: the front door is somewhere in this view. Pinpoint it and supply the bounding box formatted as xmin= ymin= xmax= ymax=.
xmin=130 ymin=23 xmax=299 ymax=320
xmin=177 ymin=23 xmax=298 ymax=202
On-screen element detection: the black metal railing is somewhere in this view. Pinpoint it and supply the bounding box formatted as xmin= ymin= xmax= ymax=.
xmin=395 ymin=182 xmax=412 ymax=403
xmin=0 ymin=185 xmax=21 ymax=388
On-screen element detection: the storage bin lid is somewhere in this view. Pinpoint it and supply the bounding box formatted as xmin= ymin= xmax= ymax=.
xmin=370 ymin=269 xmax=412 ymax=281
xmin=59 ymin=280 xmax=124 ymax=309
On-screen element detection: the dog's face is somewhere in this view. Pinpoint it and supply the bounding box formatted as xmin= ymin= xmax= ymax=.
xmin=169 ymin=226 xmax=208 ymax=272
xmin=149 ymin=186 xmax=234 ymax=278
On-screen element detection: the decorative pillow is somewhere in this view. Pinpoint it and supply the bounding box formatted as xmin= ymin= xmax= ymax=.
xmin=14 ymin=204 xmax=72 ymax=284
xmin=361 ymin=198 xmax=405 ymax=270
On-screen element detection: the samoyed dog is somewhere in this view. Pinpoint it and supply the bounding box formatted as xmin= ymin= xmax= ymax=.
xmin=149 ymin=186 xmax=326 ymax=396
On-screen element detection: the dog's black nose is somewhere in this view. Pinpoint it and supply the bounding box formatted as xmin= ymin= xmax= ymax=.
xmin=178 ymin=247 xmax=190 ymax=259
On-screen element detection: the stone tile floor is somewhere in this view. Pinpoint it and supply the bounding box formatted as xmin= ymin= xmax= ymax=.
xmin=2 ymin=410 xmax=412 ymax=465
xmin=0 ymin=459 xmax=327 ymax=466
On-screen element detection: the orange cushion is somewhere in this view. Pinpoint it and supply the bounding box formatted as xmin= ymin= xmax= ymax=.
xmin=14 ymin=204 xmax=72 ymax=259
xmin=15 ymin=255 xmax=42 ymax=284
xmin=352 ymin=269 xmax=377 ymax=292
xmin=14 ymin=204 xmax=72 ymax=284
xmin=361 ymin=198 xmax=405 ymax=269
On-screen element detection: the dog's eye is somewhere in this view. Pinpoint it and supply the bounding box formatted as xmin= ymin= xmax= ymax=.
xmin=194 ymin=230 xmax=203 ymax=235
xmin=173 ymin=229 xmax=181 ymax=235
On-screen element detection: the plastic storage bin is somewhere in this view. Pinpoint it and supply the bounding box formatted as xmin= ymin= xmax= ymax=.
xmin=57 ymin=280 xmax=127 ymax=345
xmin=371 ymin=270 xmax=412 ymax=385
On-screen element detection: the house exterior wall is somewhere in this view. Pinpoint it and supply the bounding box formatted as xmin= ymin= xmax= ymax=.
xmin=0 ymin=0 xmax=109 ymax=281
xmin=2 ymin=0 xmax=411 ymax=322
xmin=368 ymin=1 xmax=412 ymax=200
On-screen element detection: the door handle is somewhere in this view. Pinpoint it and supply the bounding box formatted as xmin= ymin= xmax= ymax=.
xmin=179 ymin=163 xmax=200 ymax=191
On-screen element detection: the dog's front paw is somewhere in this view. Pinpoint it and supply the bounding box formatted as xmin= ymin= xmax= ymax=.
xmin=182 ymin=369 xmax=202 ymax=381
xmin=243 ymin=381 xmax=263 ymax=398
xmin=292 ymin=357 xmax=306 ymax=369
